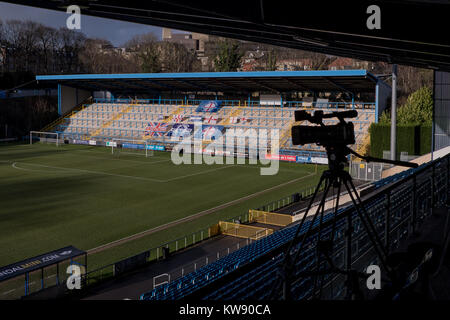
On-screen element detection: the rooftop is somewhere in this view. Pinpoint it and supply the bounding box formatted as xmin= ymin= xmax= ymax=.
xmin=36 ymin=70 xmax=384 ymax=95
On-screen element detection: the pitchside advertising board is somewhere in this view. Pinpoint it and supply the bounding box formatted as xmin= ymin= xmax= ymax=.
xmin=121 ymin=143 xmax=165 ymax=151
xmin=72 ymin=139 xmax=89 ymax=145
xmin=265 ymin=154 xmax=328 ymax=164
xmin=71 ymin=140 xmax=165 ymax=151
xmin=106 ymin=141 xmax=117 ymax=147
xmin=0 ymin=246 xmax=85 ymax=282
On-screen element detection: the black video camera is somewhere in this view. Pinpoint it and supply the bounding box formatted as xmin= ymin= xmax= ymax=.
xmin=291 ymin=110 xmax=357 ymax=146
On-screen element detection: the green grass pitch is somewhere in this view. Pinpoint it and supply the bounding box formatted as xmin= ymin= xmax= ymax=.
xmin=0 ymin=142 xmax=324 ymax=270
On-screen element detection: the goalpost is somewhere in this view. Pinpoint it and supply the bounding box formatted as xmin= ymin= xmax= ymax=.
xmin=109 ymin=138 xmax=154 ymax=157
xmin=29 ymin=131 xmax=60 ymax=146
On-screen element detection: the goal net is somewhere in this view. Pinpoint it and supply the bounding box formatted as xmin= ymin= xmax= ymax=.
xmin=29 ymin=131 xmax=60 ymax=146
xmin=218 ymin=221 xmax=273 ymax=240
xmin=109 ymin=138 xmax=154 ymax=157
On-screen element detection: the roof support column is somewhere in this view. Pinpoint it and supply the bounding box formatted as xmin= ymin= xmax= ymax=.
xmin=57 ymin=84 xmax=61 ymax=115
xmin=390 ymin=64 xmax=398 ymax=161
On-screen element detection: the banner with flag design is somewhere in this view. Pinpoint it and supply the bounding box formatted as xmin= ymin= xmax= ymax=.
xmin=205 ymin=115 xmax=219 ymax=124
xmin=195 ymin=100 xmax=223 ymax=113
xmin=144 ymin=122 xmax=169 ymax=137
xmin=171 ymin=114 xmax=183 ymax=123
xmin=194 ymin=125 xmax=224 ymax=141
xmin=167 ymin=123 xmax=194 ymax=138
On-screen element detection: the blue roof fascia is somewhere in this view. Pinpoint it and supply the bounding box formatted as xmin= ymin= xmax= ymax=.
xmin=36 ymin=70 xmax=369 ymax=82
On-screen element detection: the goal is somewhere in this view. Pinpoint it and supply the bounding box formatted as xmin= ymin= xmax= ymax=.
xmin=29 ymin=131 xmax=60 ymax=146
xmin=109 ymin=138 xmax=154 ymax=157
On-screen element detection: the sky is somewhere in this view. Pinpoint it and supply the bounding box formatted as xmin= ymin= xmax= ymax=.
xmin=0 ymin=2 xmax=176 ymax=47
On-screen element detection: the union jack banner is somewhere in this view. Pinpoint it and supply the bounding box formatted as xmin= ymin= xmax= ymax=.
xmin=171 ymin=115 xmax=183 ymax=123
xmin=144 ymin=122 xmax=169 ymax=137
xmin=205 ymin=116 xmax=219 ymax=124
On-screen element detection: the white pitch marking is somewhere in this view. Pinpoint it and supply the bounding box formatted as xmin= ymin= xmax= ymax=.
xmin=87 ymin=171 xmax=317 ymax=254
xmin=162 ymin=165 xmax=237 ymax=182
xmin=12 ymin=162 xmax=164 ymax=182
xmin=11 ymin=161 xmax=240 ymax=183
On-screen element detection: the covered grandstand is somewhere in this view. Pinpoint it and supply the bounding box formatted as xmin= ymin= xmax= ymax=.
xmin=35 ymin=70 xmax=389 ymax=164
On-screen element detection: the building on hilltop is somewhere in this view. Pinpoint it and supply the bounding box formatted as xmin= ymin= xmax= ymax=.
xmin=162 ymin=28 xmax=210 ymax=70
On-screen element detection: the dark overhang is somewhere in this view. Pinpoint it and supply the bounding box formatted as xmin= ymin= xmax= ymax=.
xmin=5 ymin=0 xmax=450 ymax=71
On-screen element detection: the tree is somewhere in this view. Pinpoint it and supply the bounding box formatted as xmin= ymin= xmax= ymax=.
xmin=158 ymin=42 xmax=201 ymax=72
xmin=35 ymin=25 xmax=55 ymax=74
xmin=265 ymin=50 xmax=277 ymax=71
xmin=310 ymin=52 xmax=334 ymax=70
xmin=214 ymin=39 xmax=243 ymax=72
xmin=57 ymin=28 xmax=86 ymax=73
xmin=123 ymin=32 xmax=158 ymax=50
xmin=79 ymin=38 xmax=113 ymax=73
xmin=378 ymin=86 xmax=433 ymax=125
xmin=138 ymin=45 xmax=162 ymax=73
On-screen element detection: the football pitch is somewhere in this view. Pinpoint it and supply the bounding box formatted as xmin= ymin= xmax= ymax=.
xmin=0 ymin=143 xmax=324 ymax=270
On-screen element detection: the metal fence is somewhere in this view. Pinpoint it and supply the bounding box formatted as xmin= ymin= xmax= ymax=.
xmin=350 ymin=161 xmax=385 ymax=181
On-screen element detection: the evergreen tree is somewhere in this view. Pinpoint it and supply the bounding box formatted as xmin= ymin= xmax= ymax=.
xmin=139 ymin=45 xmax=162 ymax=73
xmin=378 ymin=86 xmax=433 ymax=125
xmin=214 ymin=40 xmax=243 ymax=72
xmin=266 ymin=50 xmax=277 ymax=71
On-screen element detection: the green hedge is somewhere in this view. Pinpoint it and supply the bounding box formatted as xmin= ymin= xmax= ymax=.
xmin=420 ymin=125 xmax=432 ymax=155
xmin=369 ymin=123 xmax=432 ymax=158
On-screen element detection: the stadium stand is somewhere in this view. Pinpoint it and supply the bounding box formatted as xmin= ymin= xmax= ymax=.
xmin=139 ymin=153 xmax=448 ymax=300
xmin=53 ymin=98 xmax=376 ymax=159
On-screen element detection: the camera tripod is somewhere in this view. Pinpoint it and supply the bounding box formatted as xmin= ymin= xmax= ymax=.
xmin=270 ymin=144 xmax=417 ymax=300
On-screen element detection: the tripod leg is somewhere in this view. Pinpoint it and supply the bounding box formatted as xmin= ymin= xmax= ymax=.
xmin=270 ymin=172 xmax=327 ymax=300
xmin=312 ymin=175 xmax=336 ymax=298
xmin=290 ymin=174 xmax=335 ymax=265
xmin=341 ymin=176 xmax=391 ymax=278
xmin=345 ymin=174 xmax=389 ymax=258
xmin=285 ymin=175 xmax=335 ymax=299
xmin=319 ymin=175 xmax=343 ymax=299
xmin=274 ymin=172 xmax=333 ymax=300
xmin=286 ymin=172 xmax=328 ymax=255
